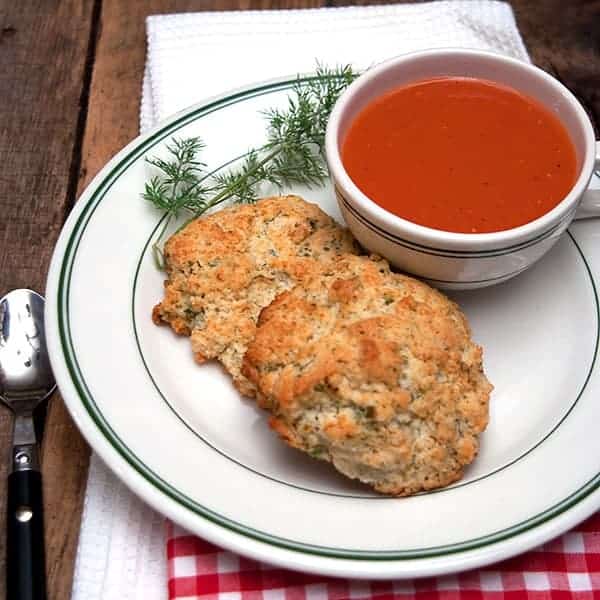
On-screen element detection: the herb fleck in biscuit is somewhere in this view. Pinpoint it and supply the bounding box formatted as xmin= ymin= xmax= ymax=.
xmin=152 ymin=195 xmax=359 ymax=396
xmin=242 ymin=255 xmax=492 ymax=496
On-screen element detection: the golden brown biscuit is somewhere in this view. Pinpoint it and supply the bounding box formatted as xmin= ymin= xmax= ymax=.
xmin=152 ymin=195 xmax=359 ymax=396
xmin=242 ymin=255 xmax=492 ymax=496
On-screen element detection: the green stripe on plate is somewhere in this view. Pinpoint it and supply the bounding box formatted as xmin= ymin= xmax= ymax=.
xmin=57 ymin=79 xmax=600 ymax=560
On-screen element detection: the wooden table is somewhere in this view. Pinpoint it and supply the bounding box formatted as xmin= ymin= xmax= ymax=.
xmin=0 ymin=1 xmax=598 ymax=597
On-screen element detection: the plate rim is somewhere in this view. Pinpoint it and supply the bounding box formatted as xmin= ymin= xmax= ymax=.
xmin=45 ymin=76 xmax=600 ymax=578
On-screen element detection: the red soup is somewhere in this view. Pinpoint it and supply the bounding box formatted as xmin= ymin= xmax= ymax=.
xmin=341 ymin=77 xmax=577 ymax=233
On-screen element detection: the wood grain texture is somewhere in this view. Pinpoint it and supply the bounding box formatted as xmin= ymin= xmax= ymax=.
xmin=510 ymin=0 xmax=599 ymax=131
xmin=0 ymin=1 xmax=95 ymax=298
xmin=0 ymin=0 xmax=96 ymax=596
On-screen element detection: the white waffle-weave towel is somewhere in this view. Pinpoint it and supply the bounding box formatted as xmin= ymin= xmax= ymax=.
xmin=141 ymin=1 xmax=528 ymax=131
xmin=71 ymin=3 xmax=528 ymax=599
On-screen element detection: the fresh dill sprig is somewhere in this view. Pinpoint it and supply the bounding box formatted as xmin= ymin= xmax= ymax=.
xmin=143 ymin=137 xmax=209 ymax=267
xmin=264 ymin=63 xmax=358 ymax=153
xmin=144 ymin=137 xmax=208 ymax=213
xmin=142 ymin=64 xmax=360 ymax=268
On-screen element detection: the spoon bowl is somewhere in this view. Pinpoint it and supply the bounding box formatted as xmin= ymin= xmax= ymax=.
xmin=0 ymin=289 xmax=55 ymax=414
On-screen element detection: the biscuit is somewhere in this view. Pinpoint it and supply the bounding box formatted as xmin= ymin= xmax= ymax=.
xmin=152 ymin=195 xmax=359 ymax=396
xmin=242 ymin=255 xmax=492 ymax=495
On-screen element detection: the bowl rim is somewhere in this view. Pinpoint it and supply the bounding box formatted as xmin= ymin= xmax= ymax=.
xmin=325 ymin=47 xmax=596 ymax=251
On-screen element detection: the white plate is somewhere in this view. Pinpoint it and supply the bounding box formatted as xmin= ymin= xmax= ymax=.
xmin=45 ymin=78 xmax=600 ymax=579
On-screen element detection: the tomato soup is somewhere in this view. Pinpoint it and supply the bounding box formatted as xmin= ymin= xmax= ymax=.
xmin=341 ymin=77 xmax=577 ymax=233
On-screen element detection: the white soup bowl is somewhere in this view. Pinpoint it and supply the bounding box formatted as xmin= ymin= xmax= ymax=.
xmin=325 ymin=49 xmax=600 ymax=290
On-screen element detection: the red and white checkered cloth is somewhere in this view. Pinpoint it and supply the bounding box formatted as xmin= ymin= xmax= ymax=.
xmin=167 ymin=513 xmax=600 ymax=599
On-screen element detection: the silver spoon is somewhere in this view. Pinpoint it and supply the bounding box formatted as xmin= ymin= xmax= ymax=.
xmin=0 ymin=289 xmax=54 ymax=600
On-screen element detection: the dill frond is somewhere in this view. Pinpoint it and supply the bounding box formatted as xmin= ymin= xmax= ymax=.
xmin=141 ymin=65 xmax=360 ymax=268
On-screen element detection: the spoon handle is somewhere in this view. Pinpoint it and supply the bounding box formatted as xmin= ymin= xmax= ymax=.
xmin=6 ymin=444 xmax=46 ymax=600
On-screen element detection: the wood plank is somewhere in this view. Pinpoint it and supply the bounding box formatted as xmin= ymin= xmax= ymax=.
xmin=39 ymin=2 xmax=328 ymax=597
xmin=0 ymin=1 xmax=97 ymax=597
xmin=0 ymin=1 xmax=95 ymax=298
xmin=510 ymin=0 xmax=599 ymax=128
